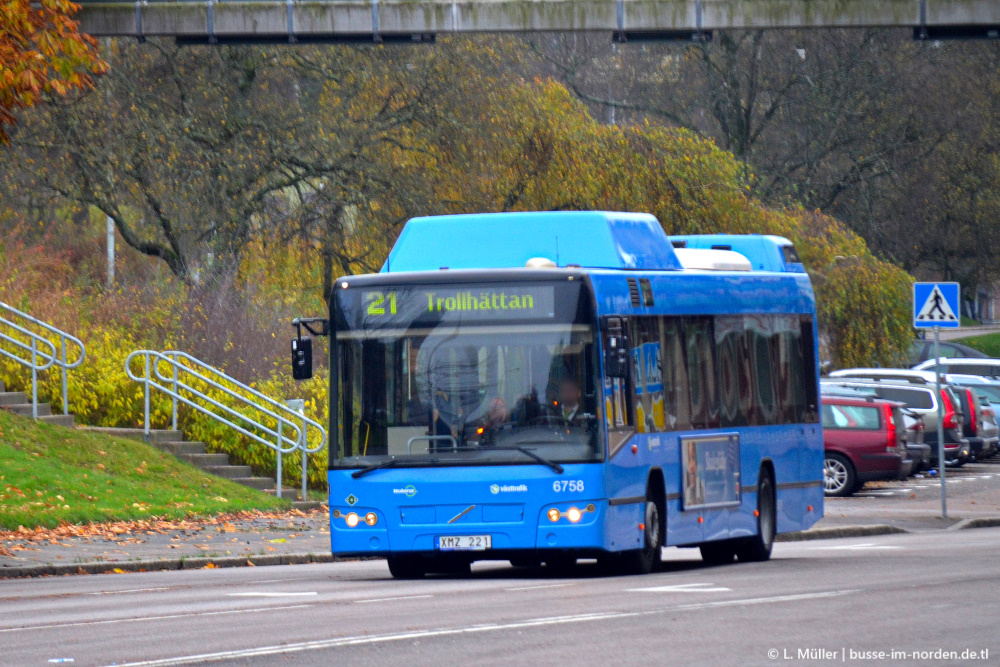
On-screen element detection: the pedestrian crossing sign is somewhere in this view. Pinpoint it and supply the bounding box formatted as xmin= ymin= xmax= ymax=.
xmin=913 ymin=282 xmax=960 ymax=329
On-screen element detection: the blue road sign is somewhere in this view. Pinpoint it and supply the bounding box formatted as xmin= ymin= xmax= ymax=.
xmin=914 ymin=282 xmax=960 ymax=329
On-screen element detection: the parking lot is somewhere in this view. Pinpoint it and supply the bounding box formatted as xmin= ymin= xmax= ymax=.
xmin=854 ymin=458 xmax=1000 ymax=500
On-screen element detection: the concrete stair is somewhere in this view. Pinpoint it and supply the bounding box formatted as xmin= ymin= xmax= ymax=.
xmin=0 ymin=380 xmax=76 ymax=427
xmin=80 ymin=426 xmax=313 ymax=504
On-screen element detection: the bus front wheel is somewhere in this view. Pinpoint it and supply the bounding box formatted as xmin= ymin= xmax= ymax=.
xmin=618 ymin=497 xmax=662 ymax=575
xmin=387 ymin=554 xmax=426 ymax=579
xmin=735 ymin=470 xmax=775 ymax=563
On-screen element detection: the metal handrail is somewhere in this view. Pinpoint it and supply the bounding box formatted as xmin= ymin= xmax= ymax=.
xmin=0 ymin=302 xmax=86 ymax=419
xmin=125 ymin=349 xmax=327 ymax=499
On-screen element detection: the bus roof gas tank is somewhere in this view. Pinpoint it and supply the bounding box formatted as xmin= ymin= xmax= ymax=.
xmin=381 ymin=211 xmax=683 ymax=273
xmin=668 ymin=234 xmax=806 ymax=273
xmin=673 ymin=248 xmax=753 ymax=272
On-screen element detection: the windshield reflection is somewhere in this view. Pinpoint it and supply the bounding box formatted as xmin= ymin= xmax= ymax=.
xmin=337 ymin=325 xmax=601 ymax=466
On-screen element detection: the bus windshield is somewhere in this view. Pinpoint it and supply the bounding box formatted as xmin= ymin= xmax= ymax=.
xmin=334 ymin=280 xmax=602 ymax=468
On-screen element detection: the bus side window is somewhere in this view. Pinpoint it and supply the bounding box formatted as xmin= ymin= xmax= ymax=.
xmin=799 ymin=315 xmax=819 ymax=422
xmin=715 ymin=315 xmax=745 ymax=428
xmin=684 ymin=316 xmax=720 ymax=430
xmin=661 ymin=317 xmax=691 ymax=431
xmin=629 ymin=318 xmax=665 ymax=433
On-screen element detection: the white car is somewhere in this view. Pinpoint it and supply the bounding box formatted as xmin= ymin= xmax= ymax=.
xmin=913 ymin=357 xmax=1000 ymax=380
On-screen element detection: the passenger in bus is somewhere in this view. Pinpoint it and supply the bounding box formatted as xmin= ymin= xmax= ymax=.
xmin=429 ymin=390 xmax=456 ymax=451
xmin=512 ymin=387 xmax=543 ymax=425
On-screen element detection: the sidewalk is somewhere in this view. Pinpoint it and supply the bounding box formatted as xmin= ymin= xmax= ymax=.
xmin=0 ymin=507 xmax=334 ymax=578
xmin=781 ymin=482 xmax=1000 ymax=540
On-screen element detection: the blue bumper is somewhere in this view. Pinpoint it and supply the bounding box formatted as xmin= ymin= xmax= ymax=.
xmin=328 ymin=463 xmax=609 ymax=555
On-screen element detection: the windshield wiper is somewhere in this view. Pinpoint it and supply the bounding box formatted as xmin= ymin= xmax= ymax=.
xmin=511 ymin=446 xmax=564 ymax=474
xmin=351 ymin=457 xmax=398 ymax=479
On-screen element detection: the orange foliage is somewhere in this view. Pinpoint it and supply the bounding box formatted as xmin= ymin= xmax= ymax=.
xmin=0 ymin=0 xmax=106 ymax=142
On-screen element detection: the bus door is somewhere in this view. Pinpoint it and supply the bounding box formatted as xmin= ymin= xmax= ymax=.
xmin=600 ymin=316 xmax=634 ymax=455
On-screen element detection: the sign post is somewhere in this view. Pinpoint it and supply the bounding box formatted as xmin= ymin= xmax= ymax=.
xmin=913 ymin=282 xmax=960 ymax=519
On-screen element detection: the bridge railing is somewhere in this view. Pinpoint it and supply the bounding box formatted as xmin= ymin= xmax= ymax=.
xmin=0 ymin=302 xmax=86 ymax=419
xmin=126 ymin=349 xmax=326 ymax=498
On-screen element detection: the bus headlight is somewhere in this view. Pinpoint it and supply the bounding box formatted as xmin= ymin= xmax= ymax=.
xmin=364 ymin=512 xmax=378 ymax=526
xmin=547 ymin=508 xmax=561 ymax=522
xmin=567 ymin=507 xmax=582 ymax=523
xmin=345 ymin=512 xmax=360 ymax=528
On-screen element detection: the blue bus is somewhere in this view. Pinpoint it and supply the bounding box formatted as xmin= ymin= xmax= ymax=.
xmin=296 ymin=211 xmax=823 ymax=577
xmin=668 ymin=233 xmax=806 ymax=273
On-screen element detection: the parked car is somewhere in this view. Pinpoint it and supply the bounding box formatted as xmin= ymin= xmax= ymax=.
xmin=942 ymin=378 xmax=999 ymax=460
xmin=901 ymin=409 xmax=931 ymax=473
xmin=821 ymin=395 xmax=909 ymax=497
xmin=823 ymin=384 xmax=929 ymax=473
xmin=950 ymin=387 xmax=995 ymax=461
xmin=913 ymin=357 xmax=1000 ymax=380
xmin=822 ymin=375 xmax=969 ymax=467
xmin=946 ymin=374 xmax=1000 ymax=459
xmin=976 ymin=394 xmax=999 ymax=459
xmin=908 ymin=339 xmax=989 ymax=366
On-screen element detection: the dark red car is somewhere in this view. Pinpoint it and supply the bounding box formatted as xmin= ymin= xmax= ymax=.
xmin=822 ymin=395 xmax=908 ymax=497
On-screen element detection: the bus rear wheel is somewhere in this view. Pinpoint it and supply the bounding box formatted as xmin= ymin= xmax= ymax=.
xmin=387 ymin=554 xmax=426 ymax=579
xmin=735 ymin=471 xmax=775 ymax=563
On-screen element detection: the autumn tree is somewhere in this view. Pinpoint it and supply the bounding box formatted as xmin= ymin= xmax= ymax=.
xmin=0 ymin=0 xmax=105 ymax=142
xmin=6 ymin=40 xmax=451 ymax=284
xmin=431 ymin=78 xmax=914 ymax=367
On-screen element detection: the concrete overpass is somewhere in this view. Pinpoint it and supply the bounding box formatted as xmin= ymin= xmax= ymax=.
xmin=77 ymin=0 xmax=1000 ymax=43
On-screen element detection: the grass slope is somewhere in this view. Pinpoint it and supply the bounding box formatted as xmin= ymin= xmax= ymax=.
xmin=0 ymin=410 xmax=288 ymax=529
xmin=953 ymin=332 xmax=1000 ymax=358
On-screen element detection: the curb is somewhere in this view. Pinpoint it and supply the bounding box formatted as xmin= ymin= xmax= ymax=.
xmin=0 ymin=553 xmax=336 ymax=579
xmin=947 ymin=516 xmax=1000 ymax=530
xmin=777 ymin=517 xmax=1000 ymax=542
xmin=776 ymin=524 xmax=908 ymax=542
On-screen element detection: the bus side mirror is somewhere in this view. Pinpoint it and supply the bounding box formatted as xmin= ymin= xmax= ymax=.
xmin=292 ymin=337 xmax=313 ymax=380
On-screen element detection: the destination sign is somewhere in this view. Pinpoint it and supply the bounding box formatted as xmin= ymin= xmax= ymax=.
xmin=358 ymin=285 xmax=556 ymax=325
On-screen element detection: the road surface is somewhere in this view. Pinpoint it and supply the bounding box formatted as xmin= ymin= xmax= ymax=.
xmin=1 ymin=528 xmax=997 ymax=666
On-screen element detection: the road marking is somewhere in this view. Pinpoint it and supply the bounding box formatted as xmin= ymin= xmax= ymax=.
xmin=808 ymin=543 xmax=902 ymax=551
xmin=87 ymin=588 xmax=172 ymax=596
xmin=354 ymin=595 xmax=434 ymax=604
xmin=672 ymin=590 xmax=855 ymax=610
xmin=0 ymin=604 xmax=314 ymax=634
xmin=104 ymin=590 xmax=856 ymax=666
xmin=227 ymin=592 xmax=318 ymax=598
xmin=505 ymin=583 xmax=575 ymax=592
xmin=627 ymin=582 xmax=731 ymax=593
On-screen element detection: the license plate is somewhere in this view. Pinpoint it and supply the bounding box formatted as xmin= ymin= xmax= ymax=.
xmin=436 ymin=535 xmax=492 ymax=551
